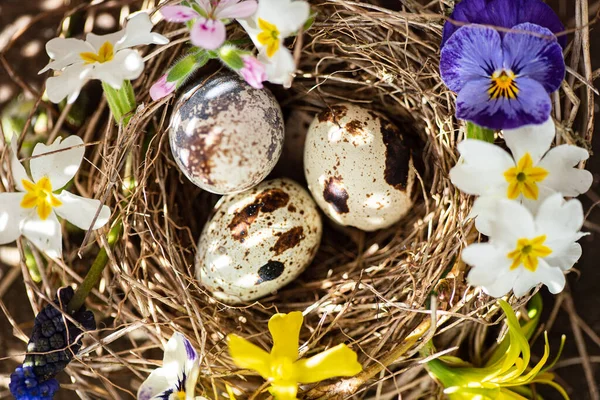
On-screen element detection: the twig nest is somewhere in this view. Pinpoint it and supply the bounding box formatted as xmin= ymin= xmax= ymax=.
xmin=304 ymin=103 xmax=415 ymax=231
xmin=169 ymin=73 xmax=284 ymax=194
xmin=196 ymin=178 xmax=322 ymax=304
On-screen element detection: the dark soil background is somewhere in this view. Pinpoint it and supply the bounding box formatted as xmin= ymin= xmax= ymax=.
xmin=0 ymin=0 xmax=598 ymax=399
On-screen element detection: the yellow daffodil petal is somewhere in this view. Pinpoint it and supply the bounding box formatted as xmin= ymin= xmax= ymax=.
xmin=269 ymin=382 xmax=298 ymax=400
xmin=294 ymin=343 xmax=362 ymax=384
xmin=227 ymin=334 xmax=271 ymax=379
xmin=269 ymin=311 xmax=303 ymax=361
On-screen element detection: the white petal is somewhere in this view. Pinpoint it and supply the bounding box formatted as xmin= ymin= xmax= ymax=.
xmin=545 ymin=242 xmax=582 ymax=271
xmin=258 ymin=0 xmax=309 ymax=36
xmin=86 ymin=32 xmax=125 ymax=51
xmin=163 ymin=333 xmax=199 ymax=378
xmin=31 ymin=135 xmax=85 ymax=190
xmin=39 ymin=38 xmax=92 ymax=73
xmin=46 ymin=64 xmax=93 ymax=104
xmin=535 ymin=194 xmax=584 ymax=240
xmin=238 ymin=17 xmax=261 ymax=48
xmin=481 ymin=269 xmax=520 ymax=298
xmin=21 ymin=212 xmax=62 ymax=258
xmin=490 ymin=199 xmax=535 ymax=245
xmin=469 ymin=196 xmax=501 ymax=236
xmin=512 ymin=259 xmax=565 ymax=297
xmin=537 ymin=145 xmax=593 ymax=197
xmin=463 ymin=243 xmax=509 ymax=286
xmin=503 ymin=117 xmax=555 ymax=164
xmin=54 ymin=191 xmax=111 ymax=230
xmin=137 ymin=368 xmax=171 ymax=400
xmin=10 ymin=136 xmax=30 ymax=191
xmin=449 ymin=140 xmax=513 ymax=196
xmin=0 ymin=193 xmax=27 ymax=244
xmin=115 ymin=12 xmax=169 ymax=50
xmin=259 ymin=47 xmax=295 ymax=87
xmin=91 ymin=49 xmax=144 ymax=88
xmin=520 ymin=184 xmax=554 ymax=214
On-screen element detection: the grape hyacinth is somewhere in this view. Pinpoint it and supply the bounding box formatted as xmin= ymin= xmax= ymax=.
xmin=9 ymin=287 xmax=96 ymax=399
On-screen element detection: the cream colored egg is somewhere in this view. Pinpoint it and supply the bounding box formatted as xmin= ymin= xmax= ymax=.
xmin=304 ymin=103 xmax=415 ymax=231
xmin=196 ymin=178 xmax=322 ymax=304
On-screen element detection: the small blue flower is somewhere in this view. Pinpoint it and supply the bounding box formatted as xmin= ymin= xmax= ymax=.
xmin=9 ymin=365 xmax=59 ymax=400
xmin=442 ymin=0 xmax=567 ymax=49
xmin=440 ymin=23 xmax=565 ymax=130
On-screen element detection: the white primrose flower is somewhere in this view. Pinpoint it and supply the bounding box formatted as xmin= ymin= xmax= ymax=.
xmin=0 ymin=136 xmax=111 ymax=258
xmin=450 ymin=118 xmax=592 ymax=235
xmin=137 ymin=333 xmax=203 ymax=400
xmin=40 ymin=12 xmax=169 ymax=104
xmin=463 ymin=193 xmax=585 ymax=298
xmin=239 ymin=0 xmax=309 ymax=87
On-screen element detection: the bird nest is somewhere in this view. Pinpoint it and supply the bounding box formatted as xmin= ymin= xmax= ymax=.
xmin=1 ymin=0 xmax=595 ymax=399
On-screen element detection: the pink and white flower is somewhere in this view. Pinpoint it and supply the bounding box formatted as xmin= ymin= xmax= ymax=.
xmin=239 ymin=55 xmax=266 ymax=88
xmin=149 ymin=74 xmax=177 ymax=100
xmin=161 ymin=0 xmax=258 ymax=50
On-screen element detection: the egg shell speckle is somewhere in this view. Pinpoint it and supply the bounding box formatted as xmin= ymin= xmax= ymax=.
xmin=196 ymin=178 xmax=322 ymax=304
xmin=304 ymin=103 xmax=415 ymax=231
xmin=169 ymin=73 xmax=284 ymax=194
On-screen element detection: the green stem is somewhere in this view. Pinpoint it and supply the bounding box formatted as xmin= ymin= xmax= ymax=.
xmin=102 ymin=80 xmax=136 ymax=125
xmin=67 ymin=220 xmax=123 ymax=313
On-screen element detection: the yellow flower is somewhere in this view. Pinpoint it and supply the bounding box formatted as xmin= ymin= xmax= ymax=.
xmin=425 ymin=297 xmax=568 ymax=400
xmin=227 ymin=311 xmax=362 ymax=400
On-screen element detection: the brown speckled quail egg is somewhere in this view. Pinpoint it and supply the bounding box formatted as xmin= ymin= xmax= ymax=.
xmin=169 ymin=72 xmax=284 ymax=194
xmin=196 ymin=178 xmax=322 ymax=304
xmin=304 ymin=103 xmax=415 ymax=231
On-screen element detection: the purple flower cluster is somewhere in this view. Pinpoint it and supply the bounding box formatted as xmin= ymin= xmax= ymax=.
xmin=9 ymin=366 xmax=60 ymax=400
xmin=440 ymin=0 xmax=566 ymax=130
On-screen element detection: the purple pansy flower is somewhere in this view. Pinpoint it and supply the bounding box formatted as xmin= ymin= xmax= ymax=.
xmin=161 ymin=0 xmax=258 ymax=50
xmin=442 ymin=0 xmax=567 ymax=48
xmin=440 ymin=23 xmax=565 ymax=130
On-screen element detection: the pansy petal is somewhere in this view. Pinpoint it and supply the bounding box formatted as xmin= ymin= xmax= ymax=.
xmin=503 ymin=23 xmax=565 ymax=93
xmin=31 ymin=135 xmax=85 ymax=190
xmin=513 ymin=259 xmax=565 ymax=297
xmin=39 ymin=38 xmax=92 ymax=73
xmin=259 ymin=47 xmax=295 ymax=87
xmin=163 ymin=333 xmax=198 ymax=372
xmin=54 ymin=191 xmax=110 ymax=230
xmin=137 ymin=367 xmax=171 ymax=400
xmin=161 ymin=5 xmax=200 ymax=22
xmin=0 ymin=193 xmax=27 ymax=244
xmin=227 ymin=334 xmax=271 ymax=378
xmin=217 ymin=0 xmax=258 ymax=19
xmin=538 ymin=145 xmax=593 ymax=197
xmin=21 ymin=212 xmax=62 ymax=258
xmin=269 ymin=311 xmax=303 ymax=361
xmin=190 ymin=18 xmax=226 ymax=50
xmin=46 ymin=63 xmax=94 ymax=104
xmin=258 ymin=0 xmax=310 ymax=36
xmin=492 ymin=199 xmax=536 ymax=244
xmin=503 ymin=118 xmax=555 ymax=165
xmin=450 ymin=140 xmax=513 ymax=196
xmin=115 ymin=12 xmax=169 ymax=50
xmin=440 ymin=25 xmax=502 ymax=92
xmin=91 ymin=49 xmax=145 ymax=88
xmin=9 ymin=138 xmax=29 ymax=191
xmin=294 ymin=344 xmax=362 ymax=383
xmin=517 ymin=1 xmax=567 ymax=48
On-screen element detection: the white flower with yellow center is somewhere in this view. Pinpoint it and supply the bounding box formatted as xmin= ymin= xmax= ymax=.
xmin=0 ymin=136 xmax=111 ymax=258
xmin=463 ymin=193 xmax=585 ymax=297
xmin=239 ymin=0 xmax=310 ymax=87
xmin=40 ymin=12 xmax=168 ymax=104
xmin=450 ymin=118 xmax=592 ymax=235
xmin=137 ymin=333 xmax=204 ymax=400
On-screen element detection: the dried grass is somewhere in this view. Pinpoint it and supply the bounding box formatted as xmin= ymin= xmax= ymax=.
xmin=0 ymin=0 xmax=597 ymax=399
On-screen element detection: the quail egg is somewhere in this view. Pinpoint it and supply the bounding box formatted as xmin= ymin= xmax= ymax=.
xmin=196 ymin=178 xmax=322 ymax=304
xmin=304 ymin=103 xmax=415 ymax=231
xmin=169 ymin=73 xmax=284 ymax=194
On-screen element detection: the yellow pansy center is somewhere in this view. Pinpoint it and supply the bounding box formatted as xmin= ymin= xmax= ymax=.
xmin=80 ymin=41 xmax=114 ymax=64
xmin=503 ymin=153 xmax=549 ymax=200
xmin=257 ymin=18 xmax=280 ymax=58
xmin=507 ymin=235 xmax=552 ymax=272
xmin=20 ymin=177 xmax=62 ymax=220
xmin=489 ymin=69 xmax=519 ymax=100
xmin=170 ymin=390 xmax=186 ymax=400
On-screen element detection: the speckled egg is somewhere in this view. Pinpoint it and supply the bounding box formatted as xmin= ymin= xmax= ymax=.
xmin=169 ymin=73 xmax=284 ymax=194
xmin=304 ymin=103 xmax=415 ymax=231
xmin=196 ymin=178 xmax=322 ymax=304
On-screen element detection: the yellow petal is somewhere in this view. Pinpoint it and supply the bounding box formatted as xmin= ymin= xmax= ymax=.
xmin=293 ymin=343 xmax=362 ymax=384
xmin=517 ymin=153 xmax=533 ymax=170
xmin=257 ymin=31 xmax=273 ymax=46
xmin=37 ymin=200 xmax=52 ymax=220
xmin=521 ymin=181 xmax=538 ymax=200
xmin=49 ymin=194 xmax=63 ymax=208
xmin=20 ymin=192 xmax=38 ymax=209
xmin=266 ymin=40 xmax=280 ymax=58
xmin=269 ymin=312 xmax=303 ymax=361
xmin=227 ymin=334 xmax=271 ymax=379
xmin=21 ymin=179 xmax=36 ymax=192
xmin=37 ymin=176 xmax=53 ymax=192
xmin=503 ymin=167 xmax=518 ymax=180
xmin=506 ymin=182 xmax=520 ymax=199
xmin=258 ymin=18 xmax=277 ymax=33
xmin=269 ymin=382 xmax=298 ymax=400
xmin=527 ymin=166 xmax=548 ymax=182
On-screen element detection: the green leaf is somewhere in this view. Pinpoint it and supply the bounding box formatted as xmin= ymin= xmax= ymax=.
xmin=102 ymin=80 xmax=136 ymax=124
xmin=466 ymin=121 xmax=495 ymax=143
xmin=303 ymin=12 xmax=317 ymax=31
xmin=168 ymin=54 xmax=200 ymax=82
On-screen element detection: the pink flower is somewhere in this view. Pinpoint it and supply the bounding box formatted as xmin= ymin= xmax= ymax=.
xmin=161 ymin=0 xmax=258 ymax=50
xmin=150 ymin=74 xmax=176 ymax=100
xmin=240 ymin=55 xmax=267 ymax=89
